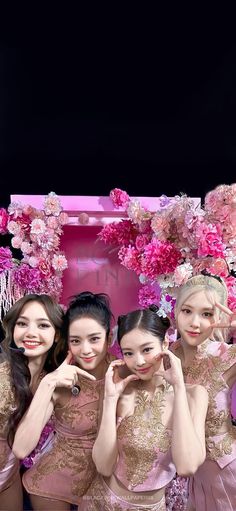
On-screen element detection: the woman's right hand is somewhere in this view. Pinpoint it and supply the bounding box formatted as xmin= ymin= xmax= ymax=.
xmin=42 ymin=352 xmax=96 ymax=390
xmin=104 ymin=359 xmax=139 ymax=399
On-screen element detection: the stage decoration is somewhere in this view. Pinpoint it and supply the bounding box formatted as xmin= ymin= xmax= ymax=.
xmin=0 ymin=192 xmax=68 ymax=317
xmin=98 ymin=184 xmax=236 ymax=321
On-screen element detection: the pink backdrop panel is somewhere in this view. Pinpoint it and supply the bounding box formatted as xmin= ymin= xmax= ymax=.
xmin=60 ymin=225 xmax=140 ymax=321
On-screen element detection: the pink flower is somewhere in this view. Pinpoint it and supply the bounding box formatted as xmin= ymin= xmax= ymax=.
xmin=13 ymin=264 xmax=42 ymax=292
xmin=0 ymin=208 xmax=9 ymax=234
xmin=174 ymin=263 xmax=193 ymax=286
xmin=7 ymin=221 xmax=21 ymax=236
xmin=38 ymin=259 xmax=52 ymax=277
xmin=20 ymin=242 xmax=33 ymax=255
xmin=28 ymin=256 xmax=39 ymax=268
xmin=151 ymin=213 xmax=170 ymax=240
xmin=59 ymin=211 xmax=69 ymax=225
xmin=46 ymin=216 xmax=59 ymax=229
xmin=118 ymin=246 xmax=141 ymax=274
xmin=110 ymin=188 xmax=130 ymax=208
xmin=141 ymin=239 xmax=181 ymax=278
xmin=197 ymin=224 xmax=225 ymax=258
xmin=135 ymin=234 xmax=151 ymax=252
xmin=30 ymin=219 xmax=46 ymax=235
xmin=98 ymin=220 xmax=138 ymax=246
xmin=0 ymin=247 xmax=13 ymax=273
xmin=52 ymin=254 xmax=68 ymax=272
xmin=43 ymin=192 xmax=62 ymax=216
xmin=11 ymin=236 xmax=24 ymax=249
xmin=138 ymin=285 xmax=161 ymax=308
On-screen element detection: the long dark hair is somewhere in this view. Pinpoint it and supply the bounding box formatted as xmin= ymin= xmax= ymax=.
xmin=1 ymin=294 xmax=64 ymax=446
xmin=117 ymin=305 xmax=170 ymax=344
xmin=55 ymin=291 xmax=113 ymax=364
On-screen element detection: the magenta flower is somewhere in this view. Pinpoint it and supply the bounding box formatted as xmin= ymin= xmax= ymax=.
xmin=138 ymin=285 xmax=161 ymax=308
xmin=13 ymin=264 xmax=42 ymax=292
xmin=110 ymin=188 xmax=130 ymax=208
xmin=0 ymin=247 xmax=13 ymax=273
xmin=0 ymin=208 xmax=9 ymax=234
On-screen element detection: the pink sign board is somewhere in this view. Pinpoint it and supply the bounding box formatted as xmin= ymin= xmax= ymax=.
xmin=10 ymin=195 xmax=200 ymax=321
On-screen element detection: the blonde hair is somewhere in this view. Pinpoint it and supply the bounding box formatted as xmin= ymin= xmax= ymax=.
xmin=175 ymin=275 xmax=229 ymax=342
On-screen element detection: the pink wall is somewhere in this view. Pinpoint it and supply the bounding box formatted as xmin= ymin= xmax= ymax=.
xmin=60 ymin=225 xmax=140 ymax=321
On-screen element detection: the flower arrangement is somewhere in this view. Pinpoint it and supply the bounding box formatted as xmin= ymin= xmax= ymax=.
xmin=0 ymin=192 xmax=68 ymax=316
xmin=98 ymin=185 xmax=236 ymax=320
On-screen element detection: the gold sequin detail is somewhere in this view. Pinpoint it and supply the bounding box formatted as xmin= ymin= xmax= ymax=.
xmin=117 ymin=385 xmax=170 ymax=489
xmin=29 ymin=434 xmax=96 ymax=497
xmin=0 ymin=362 xmax=16 ymax=435
xmin=183 ymin=342 xmax=236 ymax=460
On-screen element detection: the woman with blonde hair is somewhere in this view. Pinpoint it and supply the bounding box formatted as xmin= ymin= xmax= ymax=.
xmin=173 ymin=273 xmax=236 ymax=511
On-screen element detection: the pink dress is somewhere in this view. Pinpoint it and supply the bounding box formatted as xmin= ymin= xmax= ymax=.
xmin=23 ymin=376 xmax=105 ymax=505
xmin=0 ymin=361 xmax=19 ymax=491
xmin=80 ymin=384 xmax=176 ymax=510
xmin=173 ymin=339 xmax=236 ymax=511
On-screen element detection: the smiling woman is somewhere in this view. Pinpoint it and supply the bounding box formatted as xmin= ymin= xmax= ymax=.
xmin=80 ymin=305 xmax=209 ymax=510
xmin=172 ymin=274 xmax=236 ymax=511
xmin=0 ymin=294 xmax=64 ymax=511
xmin=12 ymin=291 xmax=114 ymax=511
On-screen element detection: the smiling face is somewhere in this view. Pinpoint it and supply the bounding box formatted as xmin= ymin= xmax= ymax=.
xmin=68 ymin=317 xmax=108 ymax=378
xmin=176 ymin=289 xmax=218 ymax=347
xmin=13 ymin=301 xmax=57 ymax=359
xmin=120 ymin=328 xmax=167 ymax=380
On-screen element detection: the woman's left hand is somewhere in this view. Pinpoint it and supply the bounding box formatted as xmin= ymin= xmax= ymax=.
xmin=153 ymin=349 xmax=184 ymax=387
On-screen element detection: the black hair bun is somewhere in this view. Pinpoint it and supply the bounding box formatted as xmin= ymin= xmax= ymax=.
xmin=149 ymin=304 xmax=170 ymax=328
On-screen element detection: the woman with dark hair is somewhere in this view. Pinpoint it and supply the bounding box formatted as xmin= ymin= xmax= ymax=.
xmin=0 ymin=293 xmax=65 ymax=511
xmin=81 ymin=306 xmax=208 ymax=510
xmin=13 ymin=291 xmax=114 ymax=510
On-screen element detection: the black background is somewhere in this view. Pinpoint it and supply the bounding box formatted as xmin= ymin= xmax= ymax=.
xmin=1 ymin=8 xmax=236 ymax=206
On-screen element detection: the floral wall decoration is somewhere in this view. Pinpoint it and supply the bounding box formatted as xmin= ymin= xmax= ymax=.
xmin=0 ymin=192 xmax=68 ymax=316
xmin=98 ymin=185 xmax=236 ymax=323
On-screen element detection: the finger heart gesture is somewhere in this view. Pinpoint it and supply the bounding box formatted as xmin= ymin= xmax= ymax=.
xmin=105 ymin=359 xmax=139 ymax=399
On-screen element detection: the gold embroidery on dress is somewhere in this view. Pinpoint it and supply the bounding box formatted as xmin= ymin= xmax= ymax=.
xmin=28 ymin=435 xmax=96 ymax=496
xmin=183 ymin=342 xmax=236 ymax=460
xmin=207 ymin=428 xmax=236 ymax=461
xmin=0 ymin=441 xmax=9 ymax=470
xmin=0 ymin=362 xmax=16 ymax=434
xmin=117 ymin=385 xmax=171 ymax=489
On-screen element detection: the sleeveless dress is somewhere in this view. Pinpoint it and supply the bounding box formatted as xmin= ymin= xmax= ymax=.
xmin=173 ymin=339 xmax=236 ymax=511
xmin=0 ymin=361 xmax=19 ymax=492
xmin=80 ymin=383 xmax=175 ymax=510
xmin=23 ymin=375 xmax=105 ymax=505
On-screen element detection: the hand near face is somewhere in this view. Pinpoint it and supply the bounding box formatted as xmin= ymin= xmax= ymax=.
xmin=153 ymin=349 xmax=184 ymax=387
xmin=43 ymin=351 xmax=96 ymax=390
xmin=104 ymin=359 xmax=139 ymax=399
xmin=211 ymin=302 xmax=236 ymax=331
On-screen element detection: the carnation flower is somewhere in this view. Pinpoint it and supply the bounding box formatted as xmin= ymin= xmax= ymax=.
xmin=0 ymin=247 xmax=13 ymax=273
xmin=0 ymin=208 xmax=9 ymax=234
xmin=110 ymin=188 xmax=130 ymax=208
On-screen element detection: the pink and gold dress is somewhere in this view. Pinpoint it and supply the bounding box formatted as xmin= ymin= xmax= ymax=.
xmin=22 ymin=376 xmax=105 ymax=505
xmin=173 ymin=339 xmax=236 ymax=511
xmin=0 ymin=361 xmax=19 ymax=492
xmin=80 ymin=384 xmax=176 ymax=510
